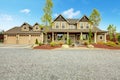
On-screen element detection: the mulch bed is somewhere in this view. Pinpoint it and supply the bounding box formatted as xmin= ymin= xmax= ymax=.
xmin=93 ymin=44 xmax=120 ymax=50
xmin=34 ymin=44 xmax=62 ymax=50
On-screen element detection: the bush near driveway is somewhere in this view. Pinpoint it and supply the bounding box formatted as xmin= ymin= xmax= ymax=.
xmin=50 ymin=42 xmax=57 ymax=47
xmin=105 ymin=41 xmax=116 ymax=47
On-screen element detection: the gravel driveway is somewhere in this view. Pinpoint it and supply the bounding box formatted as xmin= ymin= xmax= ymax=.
xmin=0 ymin=48 xmax=120 ymax=80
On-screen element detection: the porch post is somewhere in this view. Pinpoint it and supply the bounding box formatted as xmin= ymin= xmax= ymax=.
xmin=94 ymin=32 xmax=97 ymax=43
xmin=29 ymin=35 xmax=31 ymax=44
xmin=104 ymin=33 xmax=107 ymax=43
xmin=16 ymin=34 xmax=19 ymax=44
xmin=45 ymin=33 xmax=48 ymax=44
xmin=67 ymin=32 xmax=69 ymax=44
xmin=52 ymin=32 xmax=54 ymax=42
xmin=4 ymin=35 xmax=7 ymax=44
xmin=80 ymin=32 xmax=83 ymax=40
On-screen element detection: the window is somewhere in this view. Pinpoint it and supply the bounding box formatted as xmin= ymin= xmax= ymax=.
xmin=24 ymin=27 xmax=26 ymax=29
xmin=62 ymin=23 xmax=65 ymax=29
xmin=36 ymin=27 xmax=38 ymax=29
xmin=86 ymin=24 xmax=89 ymax=29
xmin=57 ymin=34 xmax=63 ymax=40
xmin=86 ymin=26 xmax=89 ymax=28
xmin=80 ymin=23 xmax=83 ymax=26
xmin=56 ymin=23 xmax=59 ymax=29
xmin=100 ymin=36 xmax=103 ymax=39
xmin=81 ymin=26 xmax=83 ymax=29
xmin=70 ymin=25 xmax=76 ymax=29
xmin=80 ymin=23 xmax=83 ymax=29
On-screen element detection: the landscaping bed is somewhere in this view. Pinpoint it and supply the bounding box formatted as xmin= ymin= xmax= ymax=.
xmin=34 ymin=44 xmax=62 ymax=50
xmin=93 ymin=44 xmax=120 ymax=50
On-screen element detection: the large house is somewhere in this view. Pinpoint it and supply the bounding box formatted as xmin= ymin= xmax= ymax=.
xmin=4 ymin=14 xmax=107 ymax=44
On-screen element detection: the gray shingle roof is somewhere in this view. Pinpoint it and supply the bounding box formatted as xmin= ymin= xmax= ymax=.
xmin=67 ymin=19 xmax=79 ymax=24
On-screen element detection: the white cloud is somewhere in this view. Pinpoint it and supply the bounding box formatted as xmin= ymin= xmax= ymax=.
xmin=62 ymin=8 xmax=80 ymax=18
xmin=0 ymin=14 xmax=13 ymax=21
xmin=57 ymin=8 xmax=80 ymax=18
xmin=20 ymin=9 xmax=31 ymax=14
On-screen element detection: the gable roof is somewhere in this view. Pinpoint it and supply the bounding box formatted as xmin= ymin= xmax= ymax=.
xmin=79 ymin=15 xmax=89 ymax=22
xmin=33 ymin=23 xmax=39 ymax=27
xmin=54 ymin=14 xmax=68 ymax=22
xmin=20 ymin=22 xmax=32 ymax=29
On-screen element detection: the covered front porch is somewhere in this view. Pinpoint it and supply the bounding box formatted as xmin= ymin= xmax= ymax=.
xmin=44 ymin=32 xmax=103 ymax=45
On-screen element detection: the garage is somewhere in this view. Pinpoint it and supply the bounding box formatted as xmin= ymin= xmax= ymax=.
xmin=19 ymin=35 xmax=29 ymax=44
xmin=7 ymin=35 xmax=17 ymax=44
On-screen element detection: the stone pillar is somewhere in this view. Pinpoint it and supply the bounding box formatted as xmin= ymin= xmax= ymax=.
xmin=80 ymin=32 xmax=83 ymax=40
xmin=4 ymin=35 xmax=7 ymax=44
xmin=41 ymin=33 xmax=44 ymax=43
xmin=67 ymin=32 xmax=69 ymax=44
xmin=104 ymin=33 xmax=107 ymax=43
xmin=29 ymin=35 xmax=31 ymax=44
xmin=94 ymin=32 xmax=97 ymax=43
xmin=52 ymin=32 xmax=54 ymax=42
xmin=16 ymin=34 xmax=19 ymax=44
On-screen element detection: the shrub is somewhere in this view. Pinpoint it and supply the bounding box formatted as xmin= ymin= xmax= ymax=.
xmin=105 ymin=41 xmax=116 ymax=47
xmin=39 ymin=42 xmax=43 ymax=46
xmin=58 ymin=41 xmax=64 ymax=45
xmin=35 ymin=39 xmax=39 ymax=44
xmin=84 ymin=41 xmax=89 ymax=45
xmin=71 ymin=43 xmax=75 ymax=47
xmin=50 ymin=42 xmax=57 ymax=47
xmin=97 ymin=41 xmax=104 ymax=45
xmin=118 ymin=35 xmax=120 ymax=43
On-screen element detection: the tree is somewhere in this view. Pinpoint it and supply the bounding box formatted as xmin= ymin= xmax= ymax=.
xmin=107 ymin=24 xmax=116 ymax=41
xmin=89 ymin=9 xmax=101 ymax=27
xmin=88 ymin=20 xmax=93 ymax=44
xmin=41 ymin=0 xmax=53 ymax=44
xmin=118 ymin=35 xmax=120 ymax=43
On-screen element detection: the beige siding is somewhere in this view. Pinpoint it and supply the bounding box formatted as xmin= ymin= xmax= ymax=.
xmin=77 ymin=22 xmax=92 ymax=29
xmin=30 ymin=34 xmax=43 ymax=44
xmin=52 ymin=21 xmax=69 ymax=29
xmin=33 ymin=25 xmax=41 ymax=31
xmin=19 ymin=35 xmax=29 ymax=44
xmin=6 ymin=35 xmax=17 ymax=44
xmin=21 ymin=25 xmax=30 ymax=31
xmin=97 ymin=34 xmax=105 ymax=42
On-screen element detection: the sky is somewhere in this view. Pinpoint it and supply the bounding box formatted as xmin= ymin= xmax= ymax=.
xmin=0 ymin=0 xmax=120 ymax=32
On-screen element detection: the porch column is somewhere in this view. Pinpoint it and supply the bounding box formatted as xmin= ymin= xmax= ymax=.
xmin=104 ymin=33 xmax=107 ymax=43
xmin=45 ymin=33 xmax=48 ymax=44
xmin=52 ymin=32 xmax=54 ymax=42
xmin=67 ymin=32 xmax=69 ymax=44
xmin=80 ymin=32 xmax=83 ymax=40
xmin=41 ymin=33 xmax=44 ymax=43
xmin=4 ymin=35 xmax=7 ymax=44
xmin=16 ymin=34 xmax=19 ymax=44
xmin=94 ymin=32 xmax=97 ymax=43
xmin=29 ymin=35 xmax=31 ymax=44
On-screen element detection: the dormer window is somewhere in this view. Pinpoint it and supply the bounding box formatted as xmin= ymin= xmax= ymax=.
xmin=36 ymin=27 xmax=38 ymax=29
xmin=24 ymin=27 xmax=26 ymax=29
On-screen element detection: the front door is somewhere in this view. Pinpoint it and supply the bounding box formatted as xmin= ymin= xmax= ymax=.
xmin=69 ymin=35 xmax=75 ymax=43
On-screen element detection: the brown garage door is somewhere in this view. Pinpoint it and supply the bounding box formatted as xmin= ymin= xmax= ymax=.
xmin=7 ymin=35 xmax=17 ymax=44
xmin=19 ymin=35 xmax=29 ymax=44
